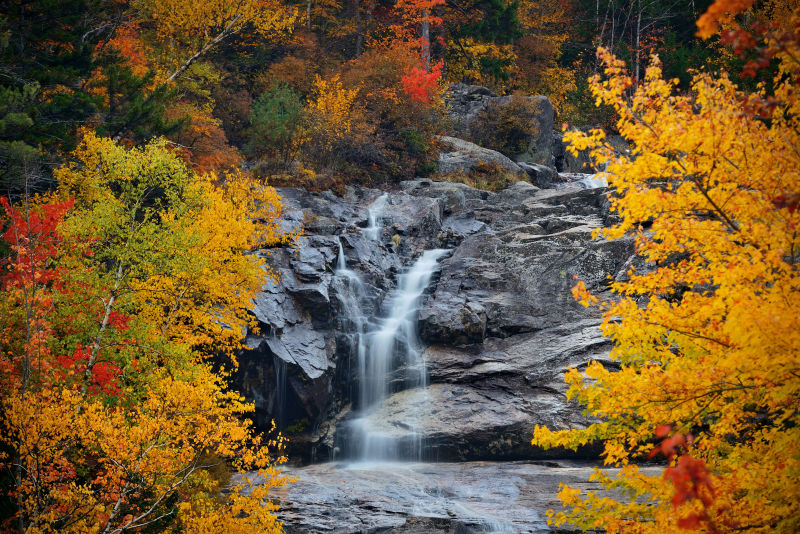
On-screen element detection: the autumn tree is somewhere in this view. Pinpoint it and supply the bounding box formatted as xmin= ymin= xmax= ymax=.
xmin=442 ymin=0 xmax=521 ymax=90
xmin=0 ymin=133 xmax=295 ymax=532
xmin=132 ymin=0 xmax=297 ymax=83
xmin=532 ymin=1 xmax=800 ymax=531
xmin=0 ymin=0 xmax=185 ymax=194
xmin=513 ymin=0 xmax=576 ymax=115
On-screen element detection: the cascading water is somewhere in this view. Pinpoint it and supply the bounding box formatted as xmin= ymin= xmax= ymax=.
xmin=333 ymin=194 xmax=447 ymax=462
xmin=364 ymin=193 xmax=388 ymax=240
xmin=333 ymin=238 xmax=369 ymax=407
xmin=351 ymin=248 xmax=447 ymax=461
xmin=273 ymin=356 xmax=287 ymax=429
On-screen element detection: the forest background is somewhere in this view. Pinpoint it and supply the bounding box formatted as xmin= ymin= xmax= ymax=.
xmin=1 ymin=0 xmax=761 ymax=194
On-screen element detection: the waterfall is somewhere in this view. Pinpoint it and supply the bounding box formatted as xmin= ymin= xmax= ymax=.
xmin=357 ymin=249 xmax=447 ymax=410
xmin=334 ymin=197 xmax=446 ymax=462
xmin=350 ymin=248 xmax=447 ymax=462
xmin=273 ymin=356 xmax=287 ymax=429
xmin=334 ymin=238 xmax=369 ymax=410
xmin=364 ymin=193 xmax=388 ymax=240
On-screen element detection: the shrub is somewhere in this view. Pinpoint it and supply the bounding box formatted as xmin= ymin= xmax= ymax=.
xmin=436 ymin=160 xmax=518 ymax=191
xmin=299 ymin=74 xmax=376 ymax=173
xmin=257 ymin=54 xmax=319 ymax=97
xmin=245 ymin=82 xmax=303 ymax=164
xmin=468 ymin=94 xmax=543 ymax=157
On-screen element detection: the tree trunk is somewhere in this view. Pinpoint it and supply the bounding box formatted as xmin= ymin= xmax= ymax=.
xmin=422 ymin=12 xmax=430 ymax=69
xmin=82 ymin=262 xmax=124 ymax=394
xmin=355 ymin=0 xmax=363 ymax=56
xmin=164 ymin=14 xmax=242 ymax=84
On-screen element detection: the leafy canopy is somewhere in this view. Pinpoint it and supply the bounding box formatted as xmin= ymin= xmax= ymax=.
xmin=533 ymin=2 xmax=800 ymax=532
xmin=1 ymin=134 xmax=295 ymax=532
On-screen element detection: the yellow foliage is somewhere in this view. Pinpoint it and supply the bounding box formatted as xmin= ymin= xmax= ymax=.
xmin=298 ymin=44 xmax=446 ymax=177
xmin=3 ymin=371 xmax=289 ymax=533
xmin=134 ymin=0 xmax=296 ymax=46
xmin=445 ymin=37 xmax=518 ymax=89
xmin=300 ymin=74 xmax=378 ymax=171
xmin=532 ymin=6 xmax=800 ymax=532
xmin=514 ymin=0 xmax=577 ymax=116
xmin=53 ymin=133 xmax=294 ymax=352
xmin=0 ymin=133 xmax=297 ymax=531
xmin=306 ymin=74 xmax=361 ymax=142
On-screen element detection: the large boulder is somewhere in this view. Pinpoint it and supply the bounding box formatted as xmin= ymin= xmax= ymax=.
xmin=445 ymin=83 xmax=499 ymax=132
xmin=518 ymin=161 xmax=561 ymax=188
xmin=445 ymin=83 xmax=556 ymax=166
xmin=437 ymin=135 xmax=525 ymax=176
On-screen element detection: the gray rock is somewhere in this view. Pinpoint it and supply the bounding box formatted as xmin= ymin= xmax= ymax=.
xmin=498 ymin=94 xmax=554 ymax=166
xmin=278 ymin=324 xmax=330 ymax=379
xmin=383 ymin=194 xmax=443 ymax=237
xmin=358 ymin=381 xmax=582 ymax=461
xmin=437 ymin=136 xmax=525 ymax=176
xmin=445 ymin=83 xmax=498 ymax=133
xmin=419 ymin=298 xmax=487 ymax=346
xmin=244 ymin=461 xmax=660 ymax=533
xmin=234 ymin=176 xmax=636 ymax=463
xmin=286 ymin=281 xmax=330 ymax=325
xmin=519 ymin=162 xmax=562 ymax=188
xmin=445 ymin=84 xmax=556 ymax=166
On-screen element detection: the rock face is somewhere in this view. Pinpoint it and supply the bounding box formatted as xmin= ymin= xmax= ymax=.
xmin=445 ymin=83 xmax=555 ymax=166
xmin=235 ymin=177 xmax=634 ymax=462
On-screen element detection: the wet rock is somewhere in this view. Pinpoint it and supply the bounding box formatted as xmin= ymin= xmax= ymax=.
xmin=419 ymin=300 xmax=487 ymax=346
xmin=242 ymin=461 xmax=662 ymax=533
xmin=357 ymin=319 xmax=614 ymax=462
xmin=277 ymin=324 xmax=330 ymax=379
xmin=234 ymin=177 xmax=636 ymax=463
xmin=384 ymin=194 xmax=443 ymax=237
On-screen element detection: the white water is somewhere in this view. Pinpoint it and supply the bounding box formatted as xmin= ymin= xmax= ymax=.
xmin=334 ymin=196 xmax=447 ymax=461
xmin=364 ymin=193 xmax=388 ymax=240
xmin=334 ymin=238 xmax=368 ymax=411
xmin=556 ymin=172 xmax=608 ymax=189
xmin=578 ymin=175 xmax=608 ymax=189
xmin=348 ymin=248 xmax=447 ymax=461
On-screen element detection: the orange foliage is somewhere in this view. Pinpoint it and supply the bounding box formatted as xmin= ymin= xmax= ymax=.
xmin=260 ymin=54 xmax=319 ymax=96
xmin=104 ymin=23 xmax=150 ymax=77
xmin=401 ymin=59 xmax=443 ymax=103
xmin=696 ymin=0 xmax=754 ymax=39
xmin=169 ymin=103 xmax=243 ymax=173
xmin=393 ymin=0 xmax=445 ymax=26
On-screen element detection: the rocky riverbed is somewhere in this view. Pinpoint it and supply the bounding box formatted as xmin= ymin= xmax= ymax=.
xmin=244 ymin=461 xmax=660 ymax=533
